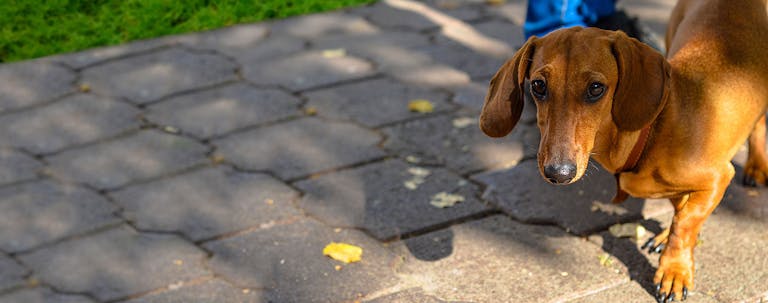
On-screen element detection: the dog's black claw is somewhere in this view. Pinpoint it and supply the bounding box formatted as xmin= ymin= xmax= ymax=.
xmin=667 ymin=293 xmax=675 ymax=302
xmin=659 ymin=292 xmax=667 ymax=303
xmin=743 ymin=175 xmax=758 ymax=187
xmin=653 ymin=243 xmax=665 ymax=254
xmin=642 ymin=237 xmax=655 ymax=250
xmin=682 ymin=287 xmax=688 ymax=300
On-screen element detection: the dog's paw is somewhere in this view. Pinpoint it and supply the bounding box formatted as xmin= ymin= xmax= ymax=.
xmin=654 ymin=252 xmax=694 ymax=302
xmin=742 ymin=156 xmax=768 ymax=187
xmin=641 ymin=228 xmax=669 ymax=254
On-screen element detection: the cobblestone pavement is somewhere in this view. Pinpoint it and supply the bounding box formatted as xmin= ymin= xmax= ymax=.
xmin=1 ymin=0 xmax=766 ymax=302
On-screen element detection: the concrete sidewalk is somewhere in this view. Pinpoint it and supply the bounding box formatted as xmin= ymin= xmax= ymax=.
xmin=0 ymin=0 xmax=766 ymax=302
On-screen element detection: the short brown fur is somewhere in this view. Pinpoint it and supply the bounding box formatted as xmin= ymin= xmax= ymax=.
xmin=480 ymin=0 xmax=768 ymax=300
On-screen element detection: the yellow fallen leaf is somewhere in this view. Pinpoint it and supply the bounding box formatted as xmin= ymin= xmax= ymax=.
xmin=305 ymin=106 xmax=318 ymax=116
xmin=598 ymin=253 xmax=613 ymax=267
xmin=747 ymin=189 xmax=759 ymax=197
xmin=608 ymin=223 xmax=646 ymax=239
xmin=486 ymin=0 xmax=506 ymax=5
xmin=323 ymin=242 xmax=362 ymax=263
xmin=430 ymin=192 xmax=465 ymax=208
xmin=78 ymin=83 xmax=91 ymax=92
xmin=322 ymin=48 xmax=347 ymax=58
xmin=408 ymin=99 xmax=434 ymax=113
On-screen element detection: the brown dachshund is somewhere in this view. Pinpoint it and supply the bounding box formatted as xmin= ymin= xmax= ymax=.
xmin=479 ymin=0 xmax=768 ymax=301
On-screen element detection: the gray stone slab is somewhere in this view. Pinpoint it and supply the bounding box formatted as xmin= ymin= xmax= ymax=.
xmin=121 ymin=279 xmax=263 ymax=303
xmin=435 ymin=20 xmax=525 ymax=51
xmin=0 ymin=180 xmax=121 ymax=253
xmin=364 ymin=288 xmax=462 ymax=303
xmin=46 ymin=130 xmax=209 ymax=190
xmin=0 ymin=287 xmax=95 ymax=303
xmin=204 ymin=218 xmax=400 ymax=303
xmin=18 ymin=226 xmax=209 ymax=302
xmin=110 ymin=166 xmax=300 ymax=241
xmin=387 ymin=63 xmax=471 ymax=89
xmin=383 ymin=111 xmax=533 ymax=174
xmin=295 ymin=159 xmax=489 ymax=241
xmin=0 ymin=94 xmax=141 ymax=155
xmin=472 ymin=160 xmax=660 ymax=235
xmin=0 ymin=149 xmax=41 ymax=186
xmin=311 ymin=31 xmax=432 ymax=72
xmin=303 ymin=78 xmax=453 ymax=128
xmin=0 ymin=253 xmax=28 ymax=292
xmin=393 ymin=215 xmax=628 ymax=302
xmin=52 ymin=38 xmax=174 ymax=70
xmin=242 ymin=50 xmax=376 ymax=92
xmin=145 ymin=83 xmax=301 ymax=139
xmin=415 ymin=44 xmax=506 ymax=79
xmin=566 ymin=280 xmax=720 ymax=303
xmin=82 ymin=47 xmax=237 ymax=104
xmin=450 ymin=80 xmax=488 ymax=112
xmin=485 ymin=0 xmax=527 ymax=25
xmin=356 ymin=1 xmax=441 ymax=31
xmin=270 ymin=12 xmax=379 ymax=39
xmin=0 ymin=61 xmax=75 ymax=112
xmin=213 ymin=117 xmax=384 ymax=180
xmin=176 ymin=23 xmax=269 ymax=53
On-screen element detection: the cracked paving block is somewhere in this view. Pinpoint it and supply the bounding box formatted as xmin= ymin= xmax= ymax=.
xmin=270 ymin=12 xmax=379 ymax=39
xmin=146 ymin=83 xmax=301 ymax=139
xmin=0 ymin=253 xmax=28 ymax=292
xmin=0 ymin=61 xmax=75 ymax=112
xmin=204 ymin=218 xmax=400 ymax=303
xmin=243 ymin=50 xmax=376 ymax=92
xmin=303 ymin=78 xmax=453 ymax=128
xmin=472 ymin=160 xmax=656 ymax=235
xmin=0 ymin=180 xmax=121 ymax=253
xmin=81 ymin=47 xmax=237 ymax=104
xmin=364 ymin=288 xmax=468 ymax=303
xmin=0 ymin=94 xmax=141 ymax=155
xmin=0 ymin=149 xmax=41 ymax=186
xmin=110 ymin=166 xmax=300 ymax=241
xmin=46 ymin=130 xmax=208 ymax=190
xmin=213 ymin=117 xmax=384 ymax=180
xmin=295 ymin=159 xmax=489 ymax=241
xmin=18 ymin=226 xmax=208 ymax=302
xmin=383 ymin=111 xmax=534 ymax=174
xmin=393 ymin=215 xmax=628 ymax=302
xmin=121 ymin=279 xmax=263 ymax=303
xmin=311 ymin=32 xmax=432 ymax=72
xmin=435 ymin=20 xmax=525 ymax=51
xmin=0 ymin=287 xmax=95 ymax=303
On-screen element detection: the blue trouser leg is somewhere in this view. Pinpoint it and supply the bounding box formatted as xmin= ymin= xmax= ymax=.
xmin=524 ymin=0 xmax=616 ymax=39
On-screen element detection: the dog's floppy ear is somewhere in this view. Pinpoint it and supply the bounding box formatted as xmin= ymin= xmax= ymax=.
xmin=480 ymin=37 xmax=536 ymax=137
xmin=611 ymin=32 xmax=671 ymax=131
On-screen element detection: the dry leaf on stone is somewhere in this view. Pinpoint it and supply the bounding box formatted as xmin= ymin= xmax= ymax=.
xmin=322 ymin=48 xmax=347 ymax=58
xmin=404 ymin=167 xmax=431 ymax=190
xmin=452 ymin=117 xmax=476 ymax=128
xmin=608 ymin=223 xmax=646 ymax=239
xmin=405 ymin=155 xmax=422 ymax=164
xmin=598 ymin=253 xmax=613 ymax=267
xmin=408 ymin=99 xmax=434 ymax=113
xmin=304 ymin=106 xmax=318 ymax=116
xmin=323 ymin=242 xmax=362 ymax=263
xmin=590 ymin=200 xmax=628 ymax=215
xmin=430 ymin=192 xmax=465 ymax=208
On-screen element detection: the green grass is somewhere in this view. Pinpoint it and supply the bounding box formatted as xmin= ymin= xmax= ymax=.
xmin=0 ymin=0 xmax=376 ymax=62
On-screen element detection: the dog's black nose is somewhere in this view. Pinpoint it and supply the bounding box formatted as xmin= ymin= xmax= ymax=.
xmin=544 ymin=163 xmax=576 ymax=184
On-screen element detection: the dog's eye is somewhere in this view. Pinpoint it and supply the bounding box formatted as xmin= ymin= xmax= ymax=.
xmin=531 ymin=80 xmax=547 ymax=99
xmin=586 ymin=82 xmax=606 ymax=102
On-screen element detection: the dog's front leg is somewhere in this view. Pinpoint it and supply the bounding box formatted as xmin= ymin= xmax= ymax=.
xmin=654 ymin=165 xmax=734 ymax=302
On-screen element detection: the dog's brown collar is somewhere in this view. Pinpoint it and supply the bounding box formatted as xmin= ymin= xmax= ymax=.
xmin=611 ymin=124 xmax=652 ymax=203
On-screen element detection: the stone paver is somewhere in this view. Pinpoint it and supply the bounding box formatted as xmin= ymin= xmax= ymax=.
xmin=0 ymin=253 xmax=28 ymax=292
xmin=120 ymin=279 xmax=263 ymax=303
xmin=303 ymin=78 xmax=453 ymax=127
xmin=0 ymin=94 xmax=141 ymax=155
xmin=213 ymin=117 xmax=384 ymax=180
xmin=204 ymin=218 xmax=401 ymax=303
xmin=0 ymin=287 xmax=95 ymax=303
xmin=392 ymin=215 xmax=629 ymax=302
xmin=383 ymin=110 xmax=535 ymax=174
xmin=82 ymin=47 xmax=237 ymax=104
xmin=0 ymin=180 xmax=121 ymax=253
xmin=46 ymin=130 xmax=208 ymax=190
xmin=110 ymin=166 xmax=300 ymax=241
xmin=1 ymin=1 xmax=765 ymax=302
xmin=145 ymin=83 xmax=301 ymax=139
xmin=243 ymin=50 xmax=376 ymax=92
xmin=0 ymin=61 xmax=76 ymax=112
xmin=295 ymin=159 xmax=489 ymax=240
xmin=0 ymin=149 xmax=41 ymax=186
xmin=18 ymin=226 xmax=209 ymax=302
